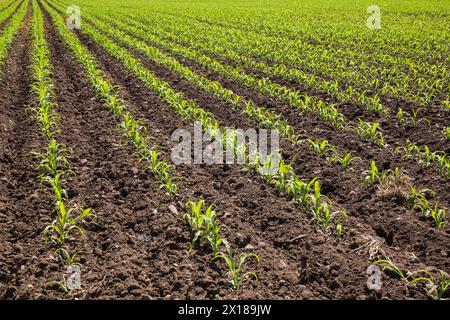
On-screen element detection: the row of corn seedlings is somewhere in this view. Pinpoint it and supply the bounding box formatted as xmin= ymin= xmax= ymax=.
xmin=0 ymin=0 xmax=28 ymax=75
xmin=66 ymin=8 xmax=363 ymax=175
xmin=396 ymin=140 xmax=450 ymax=178
xmin=73 ymin=8 xmax=450 ymax=197
xmin=114 ymin=13 xmax=449 ymax=178
xmin=93 ymin=10 xmax=432 ymax=151
xmin=159 ymin=7 xmax=447 ymax=88
xmin=48 ymin=0 xmax=349 ymax=239
xmin=31 ymin=0 xmax=94 ymax=292
xmin=49 ymin=0 xmax=448 ymax=298
xmin=172 ymin=14 xmax=447 ymax=122
xmin=44 ymin=1 xmax=263 ymax=290
xmin=42 ymin=0 xmax=177 ymax=195
xmin=102 ymin=10 xmax=447 ymax=147
xmin=362 ymin=161 xmax=446 ymax=228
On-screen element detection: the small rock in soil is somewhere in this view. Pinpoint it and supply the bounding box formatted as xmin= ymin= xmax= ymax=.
xmin=168 ymin=205 xmax=178 ymax=215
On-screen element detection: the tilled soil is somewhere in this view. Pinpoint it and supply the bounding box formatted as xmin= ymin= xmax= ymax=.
xmin=0 ymin=1 xmax=448 ymax=300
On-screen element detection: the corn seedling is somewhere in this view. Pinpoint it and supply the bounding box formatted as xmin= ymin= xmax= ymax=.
xmin=362 ymin=161 xmax=380 ymax=187
xmin=372 ymin=259 xmax=407 ymax=279
xmin=46 ymin=277 xmax=69 ymax=293
xmin=206 ymin=220 xmax=223 ymax=256
xmin=331 ymin=152 xmax=361 ymax=170
xmin=35 ymin=140 xmax=72 ymax=182
xmin=416 ymin=145 xmax=438 ymax=168
xmin=214 ymin=239 xmax=259 ymax=290
xmin=427 ymin=204 xmax=446 ymax=228
xmin=184 ymin=200 xmax=224 ymax=253
xmin=409 ymin=270 xmax=450 ymax=300
xmin=443 ymin=127 xmax=450 ymax=140
xmin=43 ymin=173 xmax=67 ymax=203
xmin=396 ymin=107 xmax=408 ymax=125
xmin=410 ymin=108 xmax=430 ymax=127
xmin=184 ymin=200 xmax=206 ymax=251
xmin=55 ymin=247 xmax=82 ymax=267
xmin=44 ymin=201 xmax=95 ymax=245
xmin=356 ymin=118 xmax=385 ymax=146
xmin=307 ymin=138 xmax=335 ymax=158
xmin=396 ymin=140 xmax=417 ymax=159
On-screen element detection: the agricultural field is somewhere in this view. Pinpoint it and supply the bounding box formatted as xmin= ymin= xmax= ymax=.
xmin=0 ymin=0 xmax=449 ymax=301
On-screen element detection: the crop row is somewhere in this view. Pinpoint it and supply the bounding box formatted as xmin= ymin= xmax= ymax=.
xmin=0 ymin=0 xmax=27 ymax=74
xmin=77 ymin=6 xmax=450 ymax=197
xmin=0 ymin=0 xmax=20 ymax=23
xmin=30 ymin=0 xmax=94 ymax=292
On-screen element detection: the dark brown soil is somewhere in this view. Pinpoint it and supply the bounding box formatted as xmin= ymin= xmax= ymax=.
xmin=0 ymin=1 xmax=448 ymax=300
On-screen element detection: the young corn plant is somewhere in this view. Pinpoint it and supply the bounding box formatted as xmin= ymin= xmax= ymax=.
xmin=416 ymin=145 xmax=439 ymax=168
xmin=396 ymin=140 xmax=418 ymax=159
xmin=356 ymin=119 xmax=385 ymax=146
xmin=206 ymin=220 xmax=223 ymax=256
xmin=436 ymin=155 xmax=450 ymax=177
xmin=443 ymin=127 xmax=450 ymax=141
xmin=307 ymin=138 xmax=335 ymax=159
xmin=44 ymin=201 xmax=95 ymax=245
xmin=442 ymin=100 xmax=450 ymax=113
xmin=372 ymin=259 xmax=407 ymax=279
xmin=287 ymin=176 xmax=319 ymax=210
xmin=55 ymin=247 xmax=82 ymax=267
xmin=408 ymin=187 xmax=432 ymax=214
xmin=308 ymin=182 xmax=347 ymax=233
xmin=43 ymin=173 xmax=67 ymax=203
xmin=46 ymin=276 xmax=69 ymax=294
xmin=396 ymin=107 xmax=408 ymax=125
xmin=184 ymin=200 xmax=224 ymax=253
xmin=410 ymin=108 xmax=431 ymax=127
xmin=427 ymin=204 xmax=446 ymax=228
xmin=331 ymin=152 xmax=361 ymax=170
xmin=184 ymin=200 xmax=207 ymax=251
xmin=35 ymin=139 xmax=72 ymax=182
xmin=362 ymin=161 xmax=381 ymax=187
xmin=214 ymin=239 xmax=259 ymax=290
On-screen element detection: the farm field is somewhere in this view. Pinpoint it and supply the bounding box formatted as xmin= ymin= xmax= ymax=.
xmin=0 ymin=0 xmax=449 ymax=301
